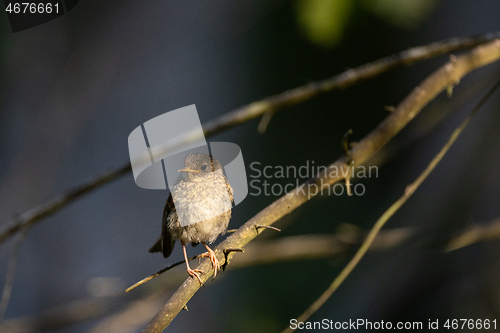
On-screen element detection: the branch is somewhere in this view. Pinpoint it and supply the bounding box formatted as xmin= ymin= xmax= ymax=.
xmin=1 ymin=32 xmax=500 ymax=244
xmin=142 ymin=40 xmax=500 ymax=333
xmin=237 ymin=219 xmax=500 ymax=266
xmin=446 ymin=218 xmax=500 ymax=251
xmin=5 ymin=218 xmax=500 ymax=332
xmin=0 ymin=227 xmax=408 ymax=333
xmin=284 ymin=71 xmax=500 ymax=333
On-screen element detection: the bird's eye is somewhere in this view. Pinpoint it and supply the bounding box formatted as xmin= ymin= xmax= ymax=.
xmin=200 ymin=164 xmax=208 ymax=171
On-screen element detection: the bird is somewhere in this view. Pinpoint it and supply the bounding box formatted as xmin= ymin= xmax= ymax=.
xmin=149 ymin=153 xmax=233 ymax=284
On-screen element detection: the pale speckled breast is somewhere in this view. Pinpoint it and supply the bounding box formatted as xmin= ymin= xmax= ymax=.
xmin=167 ymin=171 xmax=233 ymax=244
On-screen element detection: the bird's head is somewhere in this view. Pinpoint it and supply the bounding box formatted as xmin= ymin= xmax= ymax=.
xmin=178 ymin=153 xmax=223 ymax=179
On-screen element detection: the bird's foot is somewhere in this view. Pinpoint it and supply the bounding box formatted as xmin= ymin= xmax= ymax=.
xmin=200 ymin=248 xmax=220 ymax=279
xmin=187 ymin=268 xmax=204 ymax=285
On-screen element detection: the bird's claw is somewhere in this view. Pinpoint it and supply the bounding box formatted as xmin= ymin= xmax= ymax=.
xmin=187 ymin=268 xmax=204 ymax=285
xmin=200 ymin=249 xmax=220 ymax=279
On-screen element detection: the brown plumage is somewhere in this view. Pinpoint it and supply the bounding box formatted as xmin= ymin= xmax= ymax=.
xmin=149 ymin=153 xmax=233 ymax=284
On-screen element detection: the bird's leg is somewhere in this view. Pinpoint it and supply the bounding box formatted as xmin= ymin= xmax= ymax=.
xmin=182 ymin=243 xmax=204 ymax=285
xmin=200 ymin=242 xmax=220 ymax=279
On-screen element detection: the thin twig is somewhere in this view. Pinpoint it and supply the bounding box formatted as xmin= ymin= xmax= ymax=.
xmin=257 ymin=110 xmax=276 ymax=133
xmin=0 ymin=226 xmax=29 ymax=321
xmin=221 ymin=248 xmax=245 ymax=271
xmin=1 ymin=33 xmax=499 ymax=245
xmin=446 ymin=217 xmax=500 ymax=251
xmin=255 ymin=225 xmax=282 ymax=232
xmin=125 ymin=255 xmax=201 ymax=292
xmin=283 ymin=74 xmax=500 ymax=333
xmin=141 ymin=40 xmax=500 ymax=333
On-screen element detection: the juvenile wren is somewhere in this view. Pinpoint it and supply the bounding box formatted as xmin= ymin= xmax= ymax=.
xmin=149 ymin=153 xmax=233 ymax=284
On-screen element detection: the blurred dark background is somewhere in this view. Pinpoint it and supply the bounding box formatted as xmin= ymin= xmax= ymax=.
xmin=1 ymin=0 xmax=500 ymax=332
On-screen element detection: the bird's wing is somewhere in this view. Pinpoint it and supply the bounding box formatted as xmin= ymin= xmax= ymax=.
xmin=160 ymin=194 xmax=176 ymax=258
xmin=148 ymin=193 xmax=176 ymax=258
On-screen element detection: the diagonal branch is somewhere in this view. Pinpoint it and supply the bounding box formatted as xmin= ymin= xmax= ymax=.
xmin=1 ymin=33 xmax=500 ymax=245
xmin=284 ymin=71 xmax=500 ymax=333
xmin=4 ymin=218 xmax=500 ymax=332
xmin=141 ymin=40 xmax=500 ymax=333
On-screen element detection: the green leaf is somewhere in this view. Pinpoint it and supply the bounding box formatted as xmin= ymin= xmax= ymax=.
xmin=362 ymin=0 xmax=439 ymax=29
xmin=295 ymin=0 xmax=354 ymax=48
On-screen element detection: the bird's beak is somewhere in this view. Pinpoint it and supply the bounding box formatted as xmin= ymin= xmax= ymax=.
xmin=178 ymin=168 xmax=200 ymax=173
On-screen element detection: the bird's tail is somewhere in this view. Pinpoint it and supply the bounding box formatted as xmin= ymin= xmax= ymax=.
xmin=148 ymin=238 xmax=162 ymax=253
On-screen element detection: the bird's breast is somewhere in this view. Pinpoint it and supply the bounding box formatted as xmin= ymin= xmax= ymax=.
xmin=171 ymin=174 xmax=232 ymax=227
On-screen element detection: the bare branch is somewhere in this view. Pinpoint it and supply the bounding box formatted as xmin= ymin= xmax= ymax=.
xmin=284 ymin=61 xmax=500 ymax=332
xmin=126 ymin=255 xmax=202 ymax=292
xmin=142 ymin=40 xmax=500 ymax=333
xmin=0 ymin=227 xmax=409 ymax=333
xmin=5 ymin=218 xmax=500 ymax=332
xmin=1 ymin=33 xmax=499 ymax=245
